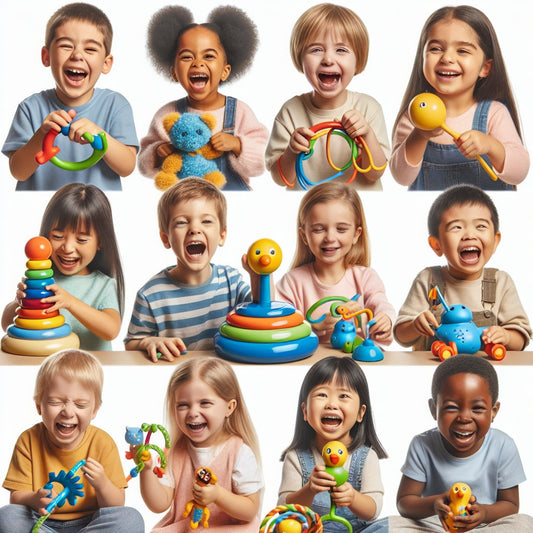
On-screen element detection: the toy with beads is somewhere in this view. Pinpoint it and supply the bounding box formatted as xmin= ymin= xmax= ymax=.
xmin=260 ymin=504 xmax=323 ymax=532
xmin=1 ymin=237 xmax=79 ymax=356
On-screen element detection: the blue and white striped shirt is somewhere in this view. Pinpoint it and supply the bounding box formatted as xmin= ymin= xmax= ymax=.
xmin=125 ymin=264 xmax=251 ymax=350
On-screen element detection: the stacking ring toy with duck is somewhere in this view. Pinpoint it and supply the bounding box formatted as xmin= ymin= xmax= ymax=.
xmin=214 ymin=239 xmax=318 ymax=363
xmin=35 ymin=123 xmax=107 ymax=171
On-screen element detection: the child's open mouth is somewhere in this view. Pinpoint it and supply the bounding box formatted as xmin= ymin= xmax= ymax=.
xmin=459 ymin=247 xmax=480 ymax=264
xmin=188 ymin=422 xmax=207 ymax=432
xmin=321 ymin=415 xmax=342 ymax=428
xmin=437 ymin=70 xmax=460 ymax=79
xmin=56 ymin=422 xmax=77 ymax=436
xmin=318 ymin=73 xmax=340 ymax=86
xmin=186 ymin=242 xmax=206 ymax=256
xmin=65 ymin=68 xmax=88 ymax=82
xmin=189 ymin=74 xmax=208 ymax=89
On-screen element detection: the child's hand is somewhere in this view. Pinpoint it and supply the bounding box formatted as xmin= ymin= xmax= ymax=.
xmin=446 ymin=495 xmax=485 ymax=531
xmin=41 ymin=283 xmax=76 ymax=313
xmin=210 ymin=132 xmax=241 ymax=155
xmin=67 ymin=117 xmax=102 ymax=145
xmin=289 ymin=127 xmax=314 ymax=154
xmin=192 ymin=479 xmax=220 ymax=506
xmin=35 ymin=486 xmax=55 ymax=516
xmin=139 ymin=337 xmax=187 ymax=362
xmin=340 ymin=110 xmax=370 ymax=139
xmin=433 ymin=492 xmax=452 ymax=528
xmin=156 ymin=142 xmax=176 ymax=159
xmin=313 ymin=312 xmax=339 ymax=341
xmin=82 ymin=457 xmax=109 ymax=490
xmin=482 ymin=326 xmax=510 ymax=347
xmin=413 ymin=310 xmax=439 ymax=337
xmin=308 ymin=465 xmax=336 ymax=495
xmin=40 ymin=109 xmax=76 ymax=135
xmin=15 ymin=278 xmax=27 ymax=306
xmin=368 ymin=312 xmax=392 ymax=343
xmin=330 ymin=481 xmax=355 ymax=508
xmin=455 ymin=130 xmax=490 ymax=159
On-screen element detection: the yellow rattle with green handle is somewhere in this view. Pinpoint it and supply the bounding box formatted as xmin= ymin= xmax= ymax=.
xmin=408 ymin=93 xmax=498 ymax=182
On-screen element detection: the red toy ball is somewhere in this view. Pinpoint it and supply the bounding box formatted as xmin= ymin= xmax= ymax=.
xmin=24 ymin=236 xmax=52 ymax=261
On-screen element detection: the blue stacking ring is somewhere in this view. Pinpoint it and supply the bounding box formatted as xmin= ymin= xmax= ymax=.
xmin=25 ymin=278 xmax=55 ymax=289
xmin=24 ymin=288 xmax=55 ymax=299
xmin=235 ymin=301 xmax=296 ymax=318
xmin=7 ymin=323 xmax=72 ymax=340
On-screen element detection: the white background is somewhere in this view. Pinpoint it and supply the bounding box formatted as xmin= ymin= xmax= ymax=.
xmin=1 ymin=0 xmax=533 ymax=529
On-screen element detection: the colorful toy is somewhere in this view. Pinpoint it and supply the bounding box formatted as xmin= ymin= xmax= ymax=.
xmin=1 ymin=237 xmax=79 ymax=356
xmin=124 ymin=423 xmax=171 ymax=482
xmin=428 ymin=286 xmax=506 ymax=361
xmin=154 ymin=112 xmax=226 ymax=190
xmin=260 ymin=504 xmax=323 ymax=532
xmin=408 ymin=93 xmax=498 ymax=182
xmin=35 ymin=123 xmax=107 ymax=171
xmin=214 ymin=239 xmax=318 ymax=363
xmin=31 ymin=459 xmax=86 ymax=533
xmin=321 ymin=441 xmax=352 ymax=533
xmin=443 ymin=482 xmax=472 ymax=532
xmin=183 ymin=467 xmax=217 ymax=529
xmin=306 ymin=296 xmax=383 ymax=361
xmin=278 ymin=121 xmax=387 ymax=190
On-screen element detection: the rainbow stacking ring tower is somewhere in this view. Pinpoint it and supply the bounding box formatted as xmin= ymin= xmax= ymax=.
xmin=214 ymin=239 xmax=318 ymax=363
xmin=1 ymin=237 xmax=79 ymax=356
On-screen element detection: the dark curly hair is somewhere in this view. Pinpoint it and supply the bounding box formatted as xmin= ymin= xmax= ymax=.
xmin=147 ymin=5 xmax=258 ymax=83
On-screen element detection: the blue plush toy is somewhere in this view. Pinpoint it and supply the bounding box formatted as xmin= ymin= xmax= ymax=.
xmin=154 ymin=112 xmax=226 ymax=190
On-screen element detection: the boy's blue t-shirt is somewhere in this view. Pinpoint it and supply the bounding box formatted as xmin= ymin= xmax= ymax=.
xmin=3 ymin=88 xmax=139 ymax=191
xmin=401 ymin=427 xmax=526 ymax=505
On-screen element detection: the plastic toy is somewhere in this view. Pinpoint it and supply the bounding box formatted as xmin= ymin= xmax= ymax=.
xmin=278 ymin=121 xmax=387 ymax=190
xmin=408 ymin=93 xmax=498 ymax=182
xmin=154 ymin=112 xmax=226 ymax=190
xmin=443 ymin=482 xmax=472 ymax=532
xmin=124 ymin=423 xmax=171 ymax=482
xmin=182 ymin=467 xmax=218 ymax=529
xmin=321 ymin=441 xmax=352 ymax=533
xmin=1 ymin=237 xmax=79 ymax=356
xmin=428 ymin=286 xmax=506 ymax=361
xmin=260 ymin=504 xmax=323 ymax=532
xmin=351 ymin=319 xmax=384 ymax=362
xmin=214 ymin=239 xmax=318 ymax=363
xmin=35 ymin=123 xmax=107 ymax=171
xmin=31 ymin=459 xmax=86 ymax=533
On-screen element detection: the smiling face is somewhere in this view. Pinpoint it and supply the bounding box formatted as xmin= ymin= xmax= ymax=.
xmin=302 ymin=377 xmax=366 ymax=451
xmin=423 ymin=18 xmax=492 ymax=110
xmin=430 ymin=372 xmax=499 ymax=458
xmin=174 ymin=378 xmax=236 ymax=447
xmin=160 ymin=197 xmax=226 ymax=285
xmin=48 ymin=222 xmax=99 ymax=276
xmin=300 ymin=200 xmax=361 ymax=279
xmin=37 ymin=373 xmax=98 ymax=450
xmin=429 ymin=203 xmax=500 ymax=281
xmin=41 ymin=19 xmax=113 ymax=107
xmin=171 ymin=26 xmax=231 ymax=111
xmin=301 ymin=28 xmax=356 ymax=109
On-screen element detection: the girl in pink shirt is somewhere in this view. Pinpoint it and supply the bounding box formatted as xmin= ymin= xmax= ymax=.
xmin=277 ymin=182 xmax=395 ymax=344
xmin=390 ymin=6 xmax=528 ymax=190
xmin=138 ymin=356 xmax=262 ymax=532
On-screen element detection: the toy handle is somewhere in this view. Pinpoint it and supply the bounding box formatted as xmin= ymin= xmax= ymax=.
xmin=440 ymin=123 xmax=498 ymax=181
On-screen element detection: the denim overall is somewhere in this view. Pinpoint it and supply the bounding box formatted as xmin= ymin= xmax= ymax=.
xmin=409 ymin=101 xmax=514 ymax=191
xmin=422 ymin=266 xmax=498 ymax=351
xmin=296 ymin=447 xmax=388 ymax=532
xmin=176 ymin=96 xmax=250 ymax=190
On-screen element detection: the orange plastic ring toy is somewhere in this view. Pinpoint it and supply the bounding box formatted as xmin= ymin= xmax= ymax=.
xmin=14 ymin=315 xmax=65 ymax=330
xmin=26 ymin=259 xmax=53 ymax=270
xmin=16 ymin=308 xmax=59 ymax=319
xmin=226 ymin=309 xmax=304 ymax=330
xmin=1 ymin=331 xmax=80 ymax=356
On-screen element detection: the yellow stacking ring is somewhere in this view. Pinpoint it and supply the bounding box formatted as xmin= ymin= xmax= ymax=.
xmin=26 ymin=259 xmax=53 ymax=270
xmin=1 ymin=331 xmax=79 ymax=357
xmin=14 ymin=315 xmax=65 ymax=330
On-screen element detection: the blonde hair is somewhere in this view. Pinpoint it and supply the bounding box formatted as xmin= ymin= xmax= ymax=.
xmin=157 ymin=178 xmax=227 ymax=234
xmin=34 ymin=349 xmax=104 ymax=408
xmin=290 ymin=3 xmax=369 ymax=74
xmin=291 ymin=182 xmax=370 ymax=269
xmin=165 ymin=356 xmax=260 ymax=460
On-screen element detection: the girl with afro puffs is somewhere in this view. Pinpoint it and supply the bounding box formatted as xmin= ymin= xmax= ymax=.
xmin=138 ymin=5 xmax=268 ymax=191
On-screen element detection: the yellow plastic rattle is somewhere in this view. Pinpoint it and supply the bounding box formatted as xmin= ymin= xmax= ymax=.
xmin=408 ymin=93 xmax=498 ymax=181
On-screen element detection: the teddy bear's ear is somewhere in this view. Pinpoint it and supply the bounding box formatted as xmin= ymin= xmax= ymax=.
xmin=163 ymin=113 xmax=181 ymax=133
xmin=200 ymin=113 xmax=217 ymax=131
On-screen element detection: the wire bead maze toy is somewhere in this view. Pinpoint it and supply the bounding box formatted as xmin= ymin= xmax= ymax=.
xmin=124 ymin=423 xmax=171 ymax=481
xmin=183 ymin=467 xmax=217 ymax=529
xmin=306 ymin=295 xmax=384 ymax=362
xmin=260 ymin=504 xmax=323 ymax=533
xmin=35 ymin=123 xmax=108 ymax=171
xmin=409 ymin=93 xmax=498 ymax=182
xmin=277 ymin=121 xmax=387 ymax=190
xmin=31 ymin=459 xmax=86 ymax=533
